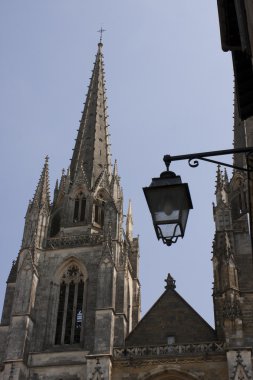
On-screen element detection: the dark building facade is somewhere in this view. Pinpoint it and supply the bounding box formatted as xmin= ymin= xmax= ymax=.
xmin=217 ymin=0 xmax=253 ymax=120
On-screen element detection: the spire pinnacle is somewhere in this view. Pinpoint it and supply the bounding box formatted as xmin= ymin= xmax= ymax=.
xmin=223 ymin=168 xmax=229 ymax=185
xmin=112 ymin=159 xmax=118 ymax=177
xmin=32 ymin=156 xmax=50 ymax=209
xmin=126 ymin=199 xmax=133 ymax=241
xmin=215 ymin=165 xmax=223 ymax=195
xmin=70 ymin=42 xmax=111 ymax=188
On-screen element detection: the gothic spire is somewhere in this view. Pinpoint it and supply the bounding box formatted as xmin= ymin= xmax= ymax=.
xmin=32 ymin=156 xmax=50 ymax=209
xmin=70 ymin=42 xmax=111 ymax=188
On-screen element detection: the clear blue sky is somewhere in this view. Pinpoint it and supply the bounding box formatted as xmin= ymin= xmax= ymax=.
xmin=0 ymin=1 xmax=233 ymax=326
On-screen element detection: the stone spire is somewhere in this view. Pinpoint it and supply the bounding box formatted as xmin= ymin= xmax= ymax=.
xmin=126 ymin=199 xmax=133 ymax=241
xmin=22 ymin=157 xmax=50 ymax=249
xmin=70 ymin=42 xmax=111 ymax=188
xmin=32 ymin=156 xmax=50 ymax=209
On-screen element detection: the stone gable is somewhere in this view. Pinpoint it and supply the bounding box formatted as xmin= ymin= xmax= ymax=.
xmin=126 ymin=286 xmax=216 ymax=346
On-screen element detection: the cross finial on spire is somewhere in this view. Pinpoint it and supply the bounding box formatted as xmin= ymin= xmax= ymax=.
xmin=97 ymin=27 xmax=106 ymax=43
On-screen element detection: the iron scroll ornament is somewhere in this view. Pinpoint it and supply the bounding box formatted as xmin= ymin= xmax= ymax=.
xmin=188 ymin=158 xmax=199 ymax=168
xmin=164 ymin=147 xmax=253 ymax=172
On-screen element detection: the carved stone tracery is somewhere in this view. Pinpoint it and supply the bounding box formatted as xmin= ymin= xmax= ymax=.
xmin=89 ymin=359 xmax=104 ymax=380
xmin=230 ymin=352 xmax=251 ymax=380
xmin=223 ymin=299 xmax=242 ymax=321
xmin=61 ymin=264 xmax=84 ymax=284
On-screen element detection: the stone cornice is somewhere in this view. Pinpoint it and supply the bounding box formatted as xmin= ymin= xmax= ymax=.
xmin=46 ymin=234 xmax=104 ymax=249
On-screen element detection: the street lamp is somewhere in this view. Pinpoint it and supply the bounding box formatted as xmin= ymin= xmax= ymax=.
xmin=143 ymin=147 xmax=253 ymax=247
xmin=143 ymin=170 xmax=193 ymax=246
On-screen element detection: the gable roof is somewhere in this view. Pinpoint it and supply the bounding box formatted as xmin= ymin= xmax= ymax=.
xmin=126 ymin=284 xmax=216 ymax=346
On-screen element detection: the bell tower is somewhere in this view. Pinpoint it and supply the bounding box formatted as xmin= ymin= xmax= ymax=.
xmin=0 ymin=41 xmax=140 ymax=380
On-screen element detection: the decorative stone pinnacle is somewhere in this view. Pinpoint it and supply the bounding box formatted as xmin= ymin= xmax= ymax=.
xmin=223 ymin=168 xmax=229 ymax=183
xmin=32 ymin=156 xmax=51 ymax=208
xmin=215 ymin=165 xmax=223 ymax=192
xmin=88 ymin=357 xmax=104 ymax=380
xmin=165 ymin=273 xmax=176 ymax=290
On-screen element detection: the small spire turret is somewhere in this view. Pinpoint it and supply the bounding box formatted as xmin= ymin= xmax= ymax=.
xmin=21 ymin=157 xmax=51 ymax=249
xmin=215 ymin=165 xmax=223 ymax=195
xmin=32 ymin=156 xmax=50 ymax=209
xmin=126 ymin=200 xmax=133 ymax=241
xmin=58 ymin=169 xmax=66 ymax=193
xmin=53 ymin=179 xmax=59 ymax=205
xmin=223 ymin=168 xmax=229 ymax=186
xmin=112 ymin=159 xmax=118 ymax=178
xmin=110 ymin=160 xmax=122 ymax=203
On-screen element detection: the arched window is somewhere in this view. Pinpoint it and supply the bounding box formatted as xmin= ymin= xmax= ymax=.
xmin=93 ymin=200 xmax=105 ymax=227
xmin=50 ymin=212 xmax=61 ymax=237
xmin=73 ymin=192 xmax=86 ymax=223
xmin=55 ymin=264 xmax=85 ymax=345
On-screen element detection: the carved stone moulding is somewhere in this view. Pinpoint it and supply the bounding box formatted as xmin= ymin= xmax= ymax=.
xmin=113 ymin=342 xmax=227 ymax=360
xmin=46 ymin=234 xmax=104 ymax=249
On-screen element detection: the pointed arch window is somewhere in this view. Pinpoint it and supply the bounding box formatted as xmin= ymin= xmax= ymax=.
xmin=50 ymin=212 xmax=61 ymax=237
xmin=73 ymin=192 xmax=86 ymax=223
xmin=55 ymin=264 xmax=85 ymax=345
xmin=94 ymin=200 xmax=105 ymax=227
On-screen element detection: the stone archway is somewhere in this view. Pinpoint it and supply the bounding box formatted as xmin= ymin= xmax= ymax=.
xmin=142 ymin=368 xmax=202 ymax=380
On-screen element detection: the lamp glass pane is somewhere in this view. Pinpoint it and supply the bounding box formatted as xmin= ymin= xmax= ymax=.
xmin=144 ymin=185 xmax=191 ymax=221
xmin=154 ymin=210 xmax=180 ymax=223
xmin=180 ymin=209 xmax=190 ymax=231
xmin=157 ymin=223 xmax=181 ymax=239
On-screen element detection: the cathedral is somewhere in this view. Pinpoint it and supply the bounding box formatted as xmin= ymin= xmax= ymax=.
xmin=1 ymin=38 xmax=253 ymax=380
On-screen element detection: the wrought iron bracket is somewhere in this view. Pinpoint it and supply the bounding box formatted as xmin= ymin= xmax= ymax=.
xmin=163 ymin=147 xmax=253 ymax=172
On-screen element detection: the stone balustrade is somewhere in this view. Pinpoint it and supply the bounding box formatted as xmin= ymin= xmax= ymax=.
xmin=113 ymin=341 xmax=226 ymax=359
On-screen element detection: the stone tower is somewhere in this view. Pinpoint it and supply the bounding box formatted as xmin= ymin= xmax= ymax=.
xmin=0 ymin=42 xmax=140 ymax=380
